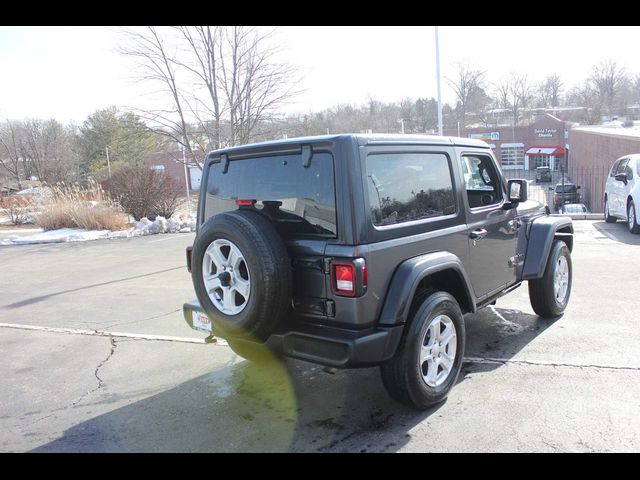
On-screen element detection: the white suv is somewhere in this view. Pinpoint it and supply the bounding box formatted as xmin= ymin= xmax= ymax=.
xmin=604 ymin=154 xmax=640 ymax=233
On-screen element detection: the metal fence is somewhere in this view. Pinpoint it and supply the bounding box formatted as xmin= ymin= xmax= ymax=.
xmin=502 ymin=166 xmax=610 ymax=214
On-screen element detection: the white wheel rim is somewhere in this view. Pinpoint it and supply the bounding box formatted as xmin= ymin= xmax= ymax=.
xmin=629 ymin=205 xmax=635 ymax=229
xmin=554 ymin=255 xmax=569 ymax=304
xmin=420 ymin=315 xmax=457 ymax=387
xmin=202 ymin=239 xmax=251 ymax=315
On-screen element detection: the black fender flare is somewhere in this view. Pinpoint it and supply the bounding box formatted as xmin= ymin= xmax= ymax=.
xmin=377 ymin=251 xmax=476 ymax=326
xmin=521 ymin=215 xmax=573 ymax=280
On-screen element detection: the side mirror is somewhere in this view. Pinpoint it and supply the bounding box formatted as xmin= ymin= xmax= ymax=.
xmin=548 ymin=186 xmax=554 ymax=191
xmin=507 ymin=179 xmax=527 ymax=203
xmin=615 ymin=173 xmax=628 ymax=184
xmin=577 ymin=185 xmax=581 ymax=190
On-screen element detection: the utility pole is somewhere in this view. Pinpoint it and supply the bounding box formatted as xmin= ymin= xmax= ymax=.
xmin=105 ymin=145 xmax=111 ymax=178
xmin=435 ymin=26 xmax=443 ymax=136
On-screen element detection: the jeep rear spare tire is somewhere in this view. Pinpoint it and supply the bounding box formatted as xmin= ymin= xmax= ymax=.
xmin=191 ymin=209 xmax=292 ymax=341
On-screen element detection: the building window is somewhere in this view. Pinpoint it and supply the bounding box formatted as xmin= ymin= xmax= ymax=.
xmin=500 ymin=143 xmax=524 ymax=169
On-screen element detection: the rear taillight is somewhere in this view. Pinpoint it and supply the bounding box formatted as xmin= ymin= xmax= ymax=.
xmin=186 ymin=246 xmax=193 ymax=272
xmin=335 ymin=264 xmax=355 ymax=294
xmin=330 ymin=259 xmax=367 ymax=297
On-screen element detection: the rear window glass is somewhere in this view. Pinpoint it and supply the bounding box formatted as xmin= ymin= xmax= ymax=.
xmin=555 ymin=184 xmax=577 ymax=193
xmin=366 ymin=152 xmax=456 ymax=226
xmin=205 ymin=152 xmax=337 ymax=237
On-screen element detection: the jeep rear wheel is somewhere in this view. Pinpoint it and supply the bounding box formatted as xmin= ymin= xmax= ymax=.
xmin=528 ymin=240 xmax=572 ymax=318
xmin=191 ymin=209 xmax=292 ymax=342
xmin=380 ymin=291 xmax=465 ymax=410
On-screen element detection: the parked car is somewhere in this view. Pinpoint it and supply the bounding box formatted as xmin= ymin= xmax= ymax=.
xmin=183 ymin=134 xmax=574 ymax=409
xmin=604 ymin=154 xmax=640 ymax=233
xmin=535 ymin=166 xmax=552 ymax=183
xmin=562 ymin=203 xmax=590 ymax=214
xmin=552 ymin=183 xmax=581 ymax=211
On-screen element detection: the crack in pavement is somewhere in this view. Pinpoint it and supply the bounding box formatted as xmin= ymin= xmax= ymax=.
xmin=464 ymin=356 xmax=640 ymax=373
xmin=72 ymin=337 xmax=117 ymax=407
xmin=21 ymin=336 xmax=120 ymax=430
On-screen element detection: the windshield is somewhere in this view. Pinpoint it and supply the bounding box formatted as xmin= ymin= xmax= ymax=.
xmin=204 ymin=152 xmax=337 ymax=237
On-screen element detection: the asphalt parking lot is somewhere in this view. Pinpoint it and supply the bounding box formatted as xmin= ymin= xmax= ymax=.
xmin=1 ymin=220 xmax=640 ymax=452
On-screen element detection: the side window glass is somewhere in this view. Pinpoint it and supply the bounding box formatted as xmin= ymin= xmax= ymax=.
xmin=366 ymin=153 xmax=456 ymax=226
xmin=626 ymin=162 xmax=634 ymax=180
xmin=610 ymin=160 xmax=621 ymax=177
xmin=459 ymin=154 xmax=503 ymax=208
xmin=616 ymin=159 xmax=629 ymax=175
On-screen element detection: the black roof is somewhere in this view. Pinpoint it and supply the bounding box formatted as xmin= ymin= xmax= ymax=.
xmin=206 ymin=133 xmax=491 ymax=158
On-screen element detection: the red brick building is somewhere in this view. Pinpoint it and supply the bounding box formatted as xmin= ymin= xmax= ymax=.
xmin=567 ymin=126 xmax=640 ymax=212
xmin=144 ymin=150 xmax=204 ymax=192
xmin=445 ymin=113 xmax=568 ymax=172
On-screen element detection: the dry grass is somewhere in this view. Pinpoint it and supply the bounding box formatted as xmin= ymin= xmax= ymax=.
xmin=36 ymin=181 xmax=128 ymax=231
xmin=0 ymin=196 xmax=34 ymax=225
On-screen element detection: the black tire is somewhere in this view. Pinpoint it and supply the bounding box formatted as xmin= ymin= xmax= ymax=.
xmin=380 ymin=290 xmax=465 ymax=410
xmin=191 ymin=209 xmax=292 ymax=341
xmin=604 ymin=197 xmax=617 ymax=223
xmin=528 ymin=240 xmax=572 ymax=318
xmin=627 ymin=200 xmax=640 ymax=234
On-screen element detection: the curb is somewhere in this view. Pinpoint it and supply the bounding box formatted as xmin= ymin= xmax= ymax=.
xmin=550 ymin=213 xmax=603 ymax=220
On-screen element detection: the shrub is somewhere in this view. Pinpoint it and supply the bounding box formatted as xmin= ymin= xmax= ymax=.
xmin=0 ymin=196 xmax=34 ymax=225
xmin=104 ymin=165 xmax=184 ymax=220
xmin=36 ymin=181 xmax=127 ymax=231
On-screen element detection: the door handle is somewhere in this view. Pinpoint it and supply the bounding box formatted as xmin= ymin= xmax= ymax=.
xmin=469 ymin=228 xmax=488 ymax=240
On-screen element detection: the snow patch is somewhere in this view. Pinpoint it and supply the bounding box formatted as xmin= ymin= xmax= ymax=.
xmin=0 ymin=212 xmax=197 ymax=245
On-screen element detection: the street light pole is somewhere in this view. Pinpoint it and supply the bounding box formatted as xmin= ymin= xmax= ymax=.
xmin=182 ymin=146 xmax=191 ymax=213
xmin=435 ymin=26 xmax=443 ymax=136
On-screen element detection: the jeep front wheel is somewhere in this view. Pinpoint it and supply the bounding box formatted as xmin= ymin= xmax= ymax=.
xmin=380 ymin=291 xmax=465 ymax=409
xmin=528 ymin=240 xmax=572 ymax=318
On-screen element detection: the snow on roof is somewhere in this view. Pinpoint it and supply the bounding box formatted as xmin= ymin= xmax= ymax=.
xmin=573 ymin=125 xmax=640 ymax=140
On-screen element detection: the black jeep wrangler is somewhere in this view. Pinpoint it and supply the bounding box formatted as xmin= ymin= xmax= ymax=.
xmin=183 ymin=134 xmax=574 ymax=409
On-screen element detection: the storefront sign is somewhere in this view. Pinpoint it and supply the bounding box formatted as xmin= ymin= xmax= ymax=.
xmin=469 ymin=132 xmax=499 ymax=141
xmin=534 ymin=128 xmax=558 ymax=138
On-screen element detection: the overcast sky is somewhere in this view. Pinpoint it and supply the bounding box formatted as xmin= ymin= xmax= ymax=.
xmin=1 ymin=26 xmax=639 ymax=124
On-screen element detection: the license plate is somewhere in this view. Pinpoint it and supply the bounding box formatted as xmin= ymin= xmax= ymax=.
xmin=192 ymin=311 xmax=212 ymax=332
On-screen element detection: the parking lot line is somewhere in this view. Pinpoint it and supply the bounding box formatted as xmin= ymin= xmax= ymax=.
xmin=0 ymin=322 xmax=223 ymax=345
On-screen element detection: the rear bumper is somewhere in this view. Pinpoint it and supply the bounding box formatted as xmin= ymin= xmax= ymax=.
xmin=183 ymin=300 xmax=403 ymax=368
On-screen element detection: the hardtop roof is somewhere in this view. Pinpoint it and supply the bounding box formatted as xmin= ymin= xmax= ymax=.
xmin=205 ymin=133 xmax=490 ymax=159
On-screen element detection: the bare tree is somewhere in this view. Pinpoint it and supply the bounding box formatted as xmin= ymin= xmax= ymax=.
xmin=590 ymin=60 xmax=628 ymax=117
xmin=446 ymin=63 xmax=486 ymax=128
xmin=510 ymin=74 xmax=533 ymax=125
xmin=535 ymin=74 xmax=563 ymax=108
xmin=120 ymin=26 xmax=300 ymax=168
xmin=566 ymin=83 xmax=600 ymax=124
xmin=0 ymin=120 xmax=24 ymax=189
xmin=494 ymin=79 xmax=511 ymax=110
xmin=120 ymin=27 xmax=200 ymax=167
xmin=20 ymin=119 xmax=78 ymax=184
